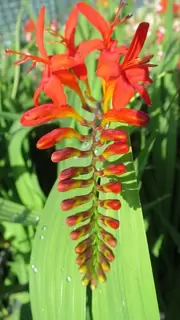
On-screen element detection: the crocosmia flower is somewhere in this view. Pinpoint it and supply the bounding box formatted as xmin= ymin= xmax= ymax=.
xmin=24 ymin=18 xmax=36 ymax=42
xmin=6 ymin=2 xmax=155 ymax=289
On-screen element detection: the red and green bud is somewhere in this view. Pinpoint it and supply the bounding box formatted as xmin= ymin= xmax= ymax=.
xmin=96 ymin=163 xmax=126 ymax=177
xmin=98 ymin=199 xmax=121 ymax=210
xmin=81 ymin=272 xmax=92 ymax=287
xmin=101 ymin=142 xmax=129 ymax=159
xmin=79 ymin=263 xmax=88 ymax=274
xmin=90 ymin=275 xmax=98 ymax=290
xmin=59 ymin=165 xmax=92 ymax=181
xmin=100 ymin=129 xmax=127 ymax=143
xmin=51 ymin=148 xmax=90 ymax=162
xmin=70 ymin=222 xmax=92 ymax=240
xmin=98 ymin=252 xmax=111 ymax=272
xmin=99 ymin=214 xmax=120 ymax=229
xmin=75 ymin=236 xmax=93 ymax=254
xmin=66 ymin=210 xmax=92 ymax=226
xmin=20 ymin=104 xmax=85 ymax=126
xmin=99 ymin=242 xmax=115 ymax=262
xmin=76 ymin=247 xmax=93 ymax=264
xmin=61 ymin=193 xmax=93 ymax=211
xmin=96 ymin=264 xmax=106 ymax=283
xmin=96 ymin=181 xmax=122 ymax=194
xmin=101 ymin=109 xmax=150 ymax=127
xmin=99 ymin=227 xmax=117 ymax=248
xmin=81 ymin=272 xmax=98 ymax=289
xmin=36 ymin=127 xmax=86 ymax=149
xmin=58 ymin=178 xmax=93 ymax=192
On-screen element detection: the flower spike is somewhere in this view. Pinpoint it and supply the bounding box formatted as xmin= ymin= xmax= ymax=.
xmin=6 ymin=2 xmax=154 ymax=289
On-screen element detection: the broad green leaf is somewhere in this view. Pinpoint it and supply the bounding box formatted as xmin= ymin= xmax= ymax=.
xmin=92 ymin=128 xmax=159 ymax=320
xmin=30 ymin=179 xmax=86 ymax=320
xmin=8 ymin=121 xmax=45 ymax=210
xmin=0 ymin=197 xmax=41 ymax=225
xmin=30 ymin=127 xmax=159 ymax=319
xmin=134 ymin=130 xmax=156 ymax=182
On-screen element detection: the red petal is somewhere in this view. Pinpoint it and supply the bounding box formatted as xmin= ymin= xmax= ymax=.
xmin=43 ymin=74 xmax=66 ymax=105
xmin=133 ymin=83 xmax=152 ymax=105
xmin=75 ymin=39 xmax=104 ymax=61
xmin=76 ymin=2 xmax=109 ymax=39
xmin=123 ymin=22 xmax=149 ymax=65
xmin=33 ymin=82 xmax=44 ymax=106
xmin=112 ymin=76 xmax=135 ymax=109
xmin=50 ymin=53 xmax=77 ymax=71
xmin=72 ymin=63 xmax=87 ymax=81
xmin=102 ymin=109 xmax=149 ymax=127
xmin=115 ymin=45 xmax=129 ymax=55
xmin=36 ymin=7 xmax=48 ymax=60
xmin=96 ymin=62 xmax=120 ymax=81
xmin=98 ymin=49 xmax=120 ymax=69
xmin=65 ymin=6 xmax=78 ymax=50
xmin=54 ymin=69 xmax=85 ymax=104
xmin=125 ymin=66 xmax=153 ymax=84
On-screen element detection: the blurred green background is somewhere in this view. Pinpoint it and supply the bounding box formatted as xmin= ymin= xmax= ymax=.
xmin=0 ymin=0 xmax=180 ymax=319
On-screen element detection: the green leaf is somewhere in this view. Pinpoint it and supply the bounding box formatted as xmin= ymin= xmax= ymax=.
xmin=134 ymin=130 xmax=156 ymax=183
xmin=30 ymin=127 xmax=159 ymax=319
xmin=8 ymin=121 xmax=45 ymax=210
xmin=92 ymin=127 xmax=159 ymax=320
xmin=0 ymin=197 xmax=41 ymax=225
xmin=30 ymin=180 xmax=86 ymax=320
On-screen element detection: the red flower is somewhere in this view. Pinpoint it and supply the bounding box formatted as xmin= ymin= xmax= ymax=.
xmin=24 ymin=18 xmax=36 ymax=42
xmin=157 ymin=0 xmax=180 ymax=16
xmin=6 ymin=3 xmax=155 ymax=289
xmin=24 ymin=18 xmax=36 ymax=33
xmin=48 ymin=7 xmax=91 ymax=84
xmin=97 ymin=22 xmax=154 ymax=110
xmin=50 ymin=19 xmax=58 ymax=32
xmin=75 ymin=1 xmax=129 ymax=66
xmin=6 ymin=7 xmax=85 ymax=106
xmin=49 ymin=7 xmax=87 ymax=78
xmin=48 ymin=6 xmax=98 ymax=98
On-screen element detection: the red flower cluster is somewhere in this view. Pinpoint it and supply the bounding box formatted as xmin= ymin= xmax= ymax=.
xmin=157 ymin=0 xmax=180 ymax=15
xmin=6 ymin=1 xmax=154 ymax=288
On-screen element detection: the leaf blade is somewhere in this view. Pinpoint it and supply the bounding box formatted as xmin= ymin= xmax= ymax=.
xmin=30 ymin=181 xmax=86 ymax=320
